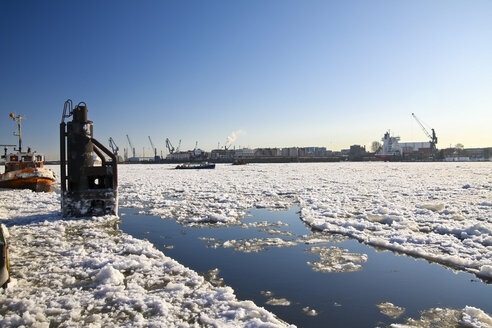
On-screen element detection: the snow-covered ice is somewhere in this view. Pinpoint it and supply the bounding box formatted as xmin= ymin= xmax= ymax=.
xmin=259 ymin=291 xmax=291 ymax=307
xmin=305 ymin=246 xmax=368 ymax=273
xmin=265 ymin=298 xmax=291 ymax=307
xmin=389 ymin=306 xmax=492 ymax=328
xmin=118 ymin=162 xmax=491 ymax=281
xmin=377 ymin=302 xmax=406 ymax=319
xmin=301 ymin=306 xmax=318 ymax=317
xmin=200 ymin=237 xmax=298 ymax=253
xmin=0 ymin=188 xmax=292 ymax=327
xmin=461 ymin=306 xmax=492 ymax=328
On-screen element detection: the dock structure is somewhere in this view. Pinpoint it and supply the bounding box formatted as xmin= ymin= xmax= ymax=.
xmin=60 ymin=100 xmax=118 ymax=217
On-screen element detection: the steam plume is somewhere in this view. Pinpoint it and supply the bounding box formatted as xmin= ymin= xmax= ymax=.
xmin=225 ymin=130 xmax=244 ymax=147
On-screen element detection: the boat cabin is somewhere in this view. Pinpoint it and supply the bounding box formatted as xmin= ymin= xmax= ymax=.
xmin=4 ymin=153 xmax=45 ymax=172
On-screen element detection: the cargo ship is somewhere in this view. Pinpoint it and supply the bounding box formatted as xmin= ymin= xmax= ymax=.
xmin=0 ymin=114 xmax=55 ymax=192
xmin=375 ymin=114 xmax=438 ymax=161
xmin=375 ymin=131 xmax=435 ymax=161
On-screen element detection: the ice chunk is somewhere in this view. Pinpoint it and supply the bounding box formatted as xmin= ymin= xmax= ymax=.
xmin=376 ymin=302 xmax=405 ymax=319
xmin=305 ymin=246 xmax=367 ymax=273
xmin=302 ymin=306 xmax=318 ymax=316
xmin=265 ymin=297 xmax=291 ymax=306
xmin=200 ymin=237 xmax=298 ymax=253
xmin=461 ymin=306 xmax=492 ymax=328
xmin=389 ymin=306 xmax=492 ymax=328
xmin=93 ymin=264 xmax=125 ymax=286
xmin=389 ymin=307 xmax=461 ymax=327
xmin=477 ymin=265 xmax=492 ymax=280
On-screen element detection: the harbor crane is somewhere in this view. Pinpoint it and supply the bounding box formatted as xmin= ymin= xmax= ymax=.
xmin=412 ymin=113 xmax=438 ymax=148
xmin=148 ymin=136 xmax=159 ymax=161
xmin=126 ymin=134 xmax=136 ymax=158
xmin=165 ymin=138 xmax=175 ymax=154
xmin=108 ymin=137 xmax=119 ymax=156
xmin=176 ymin=139 xmax=181 ymax=153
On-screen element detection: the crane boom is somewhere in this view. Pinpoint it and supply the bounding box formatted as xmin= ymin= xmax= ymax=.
xmin=126 ymin=134 xmax=136 ymax=158
xmin=412 ymin=113 xmax=438 ymax=147
xmin=108 ymin=137 xmax=119 ymax=156
xmin=165 ymin=138 xmax=175 ymax=154
xmin=148 ymin=136 xmax=157 ymax=157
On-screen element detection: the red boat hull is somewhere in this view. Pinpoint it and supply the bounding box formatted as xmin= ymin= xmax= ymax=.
xmin=0 ymin=176 xmax=54 ymax=192
xmin=0 ymin=167 xmax=55 ymax=192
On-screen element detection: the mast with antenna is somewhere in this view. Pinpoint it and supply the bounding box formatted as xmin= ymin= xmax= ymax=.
xmin=9 ymin=113 xmax=25 ymax=152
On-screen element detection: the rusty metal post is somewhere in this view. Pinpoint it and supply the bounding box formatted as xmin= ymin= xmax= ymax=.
xmin=60 ymin=100 xmax=118 ymax=217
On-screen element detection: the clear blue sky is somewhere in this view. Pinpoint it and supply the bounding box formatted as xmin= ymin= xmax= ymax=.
xmin=1 ymin=0 xmax=491 ymax=159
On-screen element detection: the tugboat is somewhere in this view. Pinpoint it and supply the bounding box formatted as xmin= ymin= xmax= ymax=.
xmin=0 ymin=113 xmax=55 ymax=192
xmin=232 ymin=159 xmax=248 ymax=165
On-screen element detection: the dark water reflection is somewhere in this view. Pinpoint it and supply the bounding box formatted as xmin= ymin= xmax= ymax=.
xmin=119 ymin=207 xmax=491 ymax=328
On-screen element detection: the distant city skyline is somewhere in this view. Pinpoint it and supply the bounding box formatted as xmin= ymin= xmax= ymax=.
xmin=1 ymin=0 xmax=491 ymax=160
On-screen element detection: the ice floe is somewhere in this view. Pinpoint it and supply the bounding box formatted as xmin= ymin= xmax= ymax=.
xmin=376 ymin=302 xmax=405 ymax=319
xmin=200 ymin=237 xmax=298 ymax=253
xmin=461 ymin=306 xmax=492 ymax=328
xmin=305 ymin=246 xmax=368 ymax=273
xmin=265 ymin=298 xmax=291 ymax=306
xmin=389 ymin=306 xmax=492 ymax=328
xmin=302 ymin=306 xmax=318 ymax=316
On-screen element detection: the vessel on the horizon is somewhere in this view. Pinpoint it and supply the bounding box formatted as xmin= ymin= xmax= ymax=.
xmin=0 ymin=113 xmax=55 ymax=192
xmin=175 ymin=162 xmax=216 ymax=170
xmin=375 ymin=131 xmax=435 ymax=161
xmin=375 ymin=113 xmax=438 ymax=161
xmin=232 ymin=159 xmax=248 ymax=165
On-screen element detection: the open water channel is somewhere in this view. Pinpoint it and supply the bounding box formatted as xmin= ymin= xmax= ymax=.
xmin=119 ymin=206 xmax=491 ymax=327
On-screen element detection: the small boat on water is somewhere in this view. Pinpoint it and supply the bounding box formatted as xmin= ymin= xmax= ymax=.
xmin=0 ymin=151 xmax=55 ymax=192
xmin=175 ymin=162 xmax=216 ymax=170
xmin=232 ymin=159 xmax=248 ymax=165
xmin=0 ymin=113 xmax=55 ymax=192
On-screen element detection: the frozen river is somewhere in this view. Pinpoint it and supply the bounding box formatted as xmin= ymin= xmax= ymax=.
xmin=118 ymin=162 xmax=492 ymax=327
xmin=120 ymin=205 xmax=491 ymax=327
xmin=1 ymin=162 xmax=491 ymax=327
xmin=119 ymin=162 xmax=492 ymax=282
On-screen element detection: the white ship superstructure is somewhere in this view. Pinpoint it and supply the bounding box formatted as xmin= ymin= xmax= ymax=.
xmin=376 ymin=131 xmax=433 ymax=160
xmin=375 ymin=131 xmax=402 ymax=160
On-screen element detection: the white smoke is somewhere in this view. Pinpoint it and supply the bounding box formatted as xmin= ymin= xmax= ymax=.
xmin=225 ymin=130 xmax=244 ymax=147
